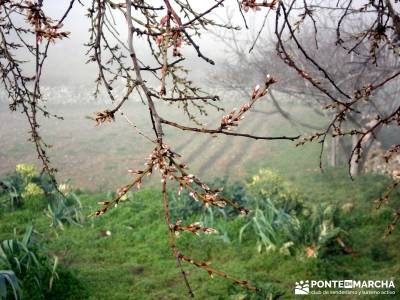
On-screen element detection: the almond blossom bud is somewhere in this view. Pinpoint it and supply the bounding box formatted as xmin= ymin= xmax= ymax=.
xmin=178 ymin=185 xmax=183 ymax=195
xmin=251 ymin=84 xmax=260 ymax=99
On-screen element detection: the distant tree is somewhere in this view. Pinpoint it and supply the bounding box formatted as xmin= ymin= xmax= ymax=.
xmin=1 ymin=0 xmax=400 ymax=296
xmin=214 ymin=5 xmax=400 ymax=176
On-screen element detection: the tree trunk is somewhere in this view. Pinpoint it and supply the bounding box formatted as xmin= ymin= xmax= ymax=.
xmin=329 ymin=137 xmax=338 ymax=167
xmin=350 ymin=135 xmax=360 ymax=177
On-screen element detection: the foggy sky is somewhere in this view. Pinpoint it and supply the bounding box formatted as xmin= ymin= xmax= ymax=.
xmin=40 ymin=1 xmax=271 ymax=86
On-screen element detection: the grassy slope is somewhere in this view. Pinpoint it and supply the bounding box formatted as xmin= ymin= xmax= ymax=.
xmin=1 ymin=170 xmax=399 ymax=300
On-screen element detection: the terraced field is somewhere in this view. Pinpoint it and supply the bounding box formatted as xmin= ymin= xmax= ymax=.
xmin=0 ymin=100 xmax=314 ymax=191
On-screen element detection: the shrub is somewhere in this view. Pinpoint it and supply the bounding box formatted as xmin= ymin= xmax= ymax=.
xmin=21 ymin=183 xmax=46 ymax=211
xmin=170 ymin=172 xmax=349 ymax=258
xmin=169 ymin=179 xmax=245 ymax=244
xmin=293 ymin=204 xmax=347 ymax=258
xmin=168 ymin=190 xmax=203 ymax=219
xmin=0 ymin=226 xmax=57 ymax=299
xmin=0 ymin=164 xmax=51 ymax=211
xmin=246 ymin=169 xmax=304 ymax=214
xmin=0 ymin=164 xmax=84 ymax=229
xmin=15 ymin=164 xmax=38 ymax=181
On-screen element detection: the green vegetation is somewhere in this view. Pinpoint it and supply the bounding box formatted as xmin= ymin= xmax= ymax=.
xmin=0 ymin=270 xmax=20 ymax=299
xmin=0 ymin=161 xmax=399 ymax=299
xmin=0 ymin=225 xmax=84 ymax=300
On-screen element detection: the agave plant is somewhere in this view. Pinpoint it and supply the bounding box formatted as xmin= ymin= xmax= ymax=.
xmin=0 ymin=227 xmax=41 ymax=275
xmin=0 ymin=176 xmax=24 ymax=211
xmin=1 ymin=226 xmax=42 ymax=297
xmin=0 ymin=227 xmax=59 ymax=299
xmin=239 ymin=198 xmax=298 ymax=253
xmin=46 ymin=192 xmax=84 ymax=229
xmin=0 ymin=270 xmax=21 ymax=300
